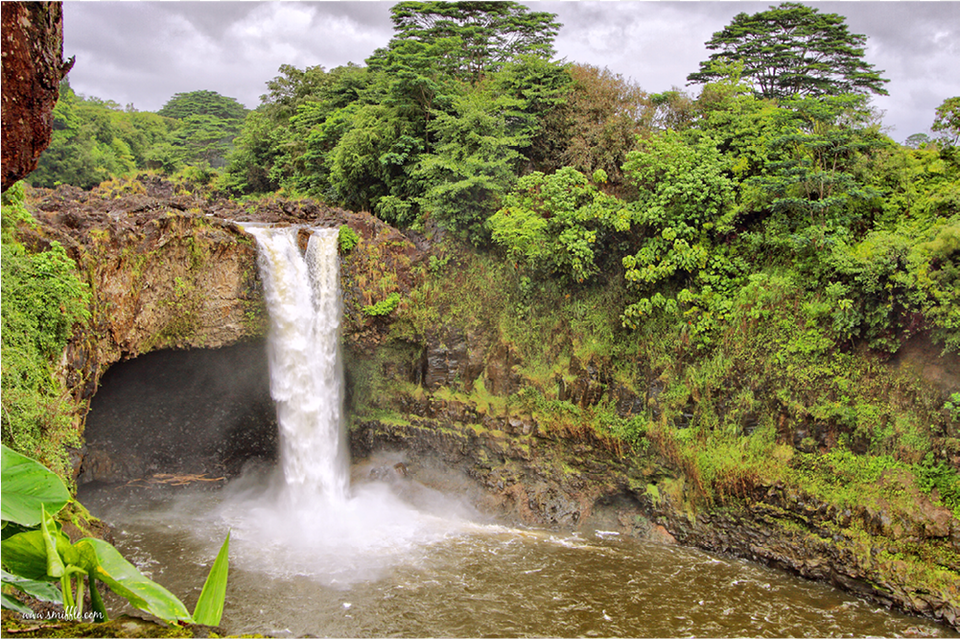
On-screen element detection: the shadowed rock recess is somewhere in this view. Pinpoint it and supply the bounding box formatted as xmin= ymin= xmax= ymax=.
xmin=16 ymin=176 xmax=960 ymax=629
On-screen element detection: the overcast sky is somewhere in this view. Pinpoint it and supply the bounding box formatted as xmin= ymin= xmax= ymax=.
xmin=62 ymin=2 xmax=960 ymax=143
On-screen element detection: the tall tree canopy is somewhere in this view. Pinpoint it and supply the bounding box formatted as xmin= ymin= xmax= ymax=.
xmin=686 ymin=3 xmax=889 ymax=100
xmin=158 ymin=90 xmax=248 ymax=121
xmin=382 ymin=1 xmax=561 ymax=84
xmin=933 ymin=97 xmax=960 ymax=146
xmin=158 ymin=90 xmax=248 ymax=168
xmin=29 ymin=81 xmax=178 ymax=188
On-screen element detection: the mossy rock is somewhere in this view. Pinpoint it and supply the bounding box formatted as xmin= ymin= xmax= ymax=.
xmin=0 ymin=613 xmax=218 ymax=638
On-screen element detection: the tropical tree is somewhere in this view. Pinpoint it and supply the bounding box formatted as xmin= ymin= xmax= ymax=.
xmin=686 ymin=2 xmax=889 ymax=100
xmin=158 ymin=90 xmax=248 ymax=168
xmin=746 ymin=94 xmax=888 ymax=236
xmin=327 ymin=103 xmax=422 ymax=216
xmin=620 ymin=130 xmax=740 ymax=334
xmin=489 ymin=166 xmax=629 ymax=282
xmin=932 ymin=97 xmax=960 ymax=146
xmin=416 ymin=88 xmax=526 ymax=243
xmin=384 ymin=1 xmax=561 ymax=84
xmin=904 ymin=133 xmax=933 ymax=150
xmin=157 ymin=90 xmax=247 ymax=121
xmin=555 ymin=64 xmax=650 ymax=191
xmin=258 ymin=64 xmax=331 ymax=121
xmin=488 ymin=55 xmax=571 ymax=173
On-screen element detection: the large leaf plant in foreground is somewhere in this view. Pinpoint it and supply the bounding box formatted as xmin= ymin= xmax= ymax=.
xmin=1 ymin=444 xmax=229 ymax=626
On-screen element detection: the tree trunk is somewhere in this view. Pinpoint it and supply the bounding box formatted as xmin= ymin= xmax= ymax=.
xmin=1 ymin=1 xmax=72 ymax=192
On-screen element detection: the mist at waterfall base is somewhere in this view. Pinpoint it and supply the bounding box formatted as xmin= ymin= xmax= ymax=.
xmin=212 ymin=225 xmax=481 ymax=585
xmin=76 ymin=225 xmax=955 ymax=637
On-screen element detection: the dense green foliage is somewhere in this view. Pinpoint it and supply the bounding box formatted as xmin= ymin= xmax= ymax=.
xmin=1 ymin=184 xmax=90 ymax=478
xmin=1 ymin=445 xmax=230 ymax=625
xmin=29 ymin=83 xmax=178 ymax=188
xmin=686 ymin=3 xmax=889 ymax=99
xmin=28 ymin=84 xmax=246 ymax=187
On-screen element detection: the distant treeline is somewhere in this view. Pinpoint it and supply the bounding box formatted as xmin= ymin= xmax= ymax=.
xmin=28 ymin=1 xmax=960 ymax=355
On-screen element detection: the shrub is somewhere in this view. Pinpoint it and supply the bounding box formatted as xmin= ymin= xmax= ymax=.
xmin=363 ymin=292 xmax=401 ymax=316
xmin=1 ymin=185 xmax=90 ymax=479
xmin=338 ymin=224 xmax=360 ymax=253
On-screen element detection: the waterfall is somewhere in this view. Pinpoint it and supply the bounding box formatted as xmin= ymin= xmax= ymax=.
xmin=245 ymin=225 xmax=349 ymax=502
xmin=209 ymin=223 xmax=475 ymax=585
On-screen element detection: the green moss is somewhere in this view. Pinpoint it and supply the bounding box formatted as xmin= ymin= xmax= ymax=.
xmin=338 ymin=225 xmax=360 ymax=253
xmin=0 ymin=615 xmax=198 ymax=638
xmin=358 ymin=408 xmax=413 ymax=428
xmin=646 ymin=483 xmax=661 ymax=506
xmin=1 ymin=184 xmax=90 ymax=484
xmin=363 ymin=292 xmax=401 ymax=317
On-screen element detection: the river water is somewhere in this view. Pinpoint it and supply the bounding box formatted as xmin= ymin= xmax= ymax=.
xmin=77 ymin=225 xmax=954 ymax=637
xmin=79 ymin=470 xmax=952 ymax=638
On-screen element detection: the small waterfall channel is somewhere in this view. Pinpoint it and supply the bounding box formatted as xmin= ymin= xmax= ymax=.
xmin=75 ymin=223 xmax=954 ymax=637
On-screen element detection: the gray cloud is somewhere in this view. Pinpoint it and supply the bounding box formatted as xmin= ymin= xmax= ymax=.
xmin=61 ymin=1 xmax=959 ymax=141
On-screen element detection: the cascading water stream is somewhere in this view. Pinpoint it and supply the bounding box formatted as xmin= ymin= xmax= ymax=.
xmin=244 ymin=225 xmax=349 ymax=503
xmin=201 ymin=223 xmax=475 ymax=586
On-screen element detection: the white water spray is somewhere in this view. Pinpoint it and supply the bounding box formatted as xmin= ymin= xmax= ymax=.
xmin=206 ymin=223 xmax=479 ymax=584
xmin=245 ymin=225 xmax=349 ymax=502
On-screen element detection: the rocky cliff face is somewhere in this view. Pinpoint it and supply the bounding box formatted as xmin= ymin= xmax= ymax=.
xmin=20 ymin=176 xmax=424 ymax=481
xmin=23 ymin=180 xmax=262 ymax=407
xmin=20 ymin=176 xmax=959 ymax=629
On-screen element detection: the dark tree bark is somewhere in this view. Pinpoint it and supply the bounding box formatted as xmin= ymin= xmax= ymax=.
xmin=1 ymin=1 xmax=73 ymax=192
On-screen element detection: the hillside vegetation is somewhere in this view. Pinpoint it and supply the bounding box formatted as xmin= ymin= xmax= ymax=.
xmin=3 ymin=0 xmax=959 ymax=623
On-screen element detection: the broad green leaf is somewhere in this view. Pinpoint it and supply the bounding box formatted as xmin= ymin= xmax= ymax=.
xmin=1 ymin=592 xmax=34 ymax=615
xmin=81 ymin=538 xmax=192 ymax=623
xmin=192 ymin=532 xmax=230 ymax=626
xmin=2 ymin=569 xmax=63 ymax=603
xmin=1 ymin=530 xmax=51 ymax=581
xmin=70 ymin=536 xmax=101 ymax=573
xmin=1 ymin=445 xmax=70 ymax=526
